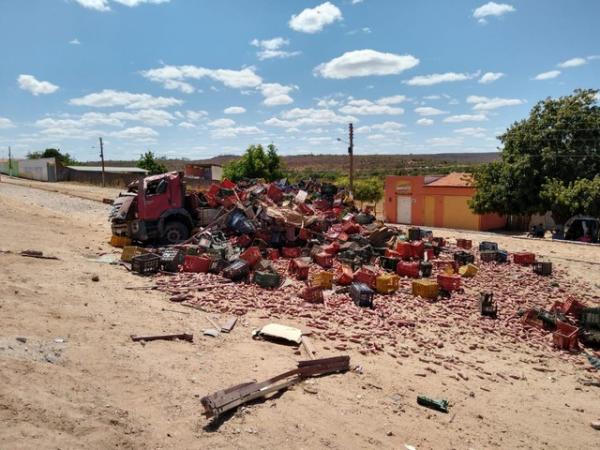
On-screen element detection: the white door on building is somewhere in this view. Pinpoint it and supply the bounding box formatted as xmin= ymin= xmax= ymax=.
xmin=396 ymin=196 xmax=412 ymax=224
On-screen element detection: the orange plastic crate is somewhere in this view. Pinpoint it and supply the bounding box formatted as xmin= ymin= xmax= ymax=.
xmin=553 ymin=321 xmax=579 ymax=350
xmin=513 ymin=252 xmax=536 ymax=265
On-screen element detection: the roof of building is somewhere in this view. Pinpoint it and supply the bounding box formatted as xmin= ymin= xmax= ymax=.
xmin=425 ymin=172 xmax=473 ymax=187
xmin=67 ymin=166 xmax=148 ymax=174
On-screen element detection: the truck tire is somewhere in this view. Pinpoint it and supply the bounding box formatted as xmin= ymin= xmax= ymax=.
xmin=162 ymin=221 xmax=190 ymax=244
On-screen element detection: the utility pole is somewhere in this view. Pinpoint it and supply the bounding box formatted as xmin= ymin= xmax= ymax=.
xmin=348 ymin=122 xmax=354 ymax=194
xmin=99 ymin=137 xmax=105 ymax=187
xmin=8 ymin=146 xmax=12 ymax=177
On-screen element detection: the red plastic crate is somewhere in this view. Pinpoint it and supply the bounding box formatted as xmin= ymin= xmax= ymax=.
xmin=437 ymin=274 xmax=462 ymax=291
xmin=300 ymin=286 xmax=324 ymax=304
xmin=335 ymin=265 xmax=354 ymax=285
xmin=354 ymin=267 xmax=378 ymax=288
xmin=267 ymin=248 xmax=279 ymax=260
xmin=323 ymin=242 xmax=340 ymax=255
xmin=456 ymin=238 xmax=472 ymax=249
xmin=296 ymin=202 xmax=315 ymax=216
xmin=288 ymin=258 xmax=309 ymax=280
xmin=395 ymin=242 xmax=412 ymax=259
xmin=240 ymin=246 xmax=261 ymax=267
xmin=282 ymin=247 xmax=302 ymax=258
xmin=513 ymin=252 xmax=536 ymax=265
xmin=183 ymin=255 xmax=211 ymax=273
xmin=235 ymin=234 xmax=252 ymax=248
xmin=267 ymin=183 xmax=283 ymax=203
xmin=342 ymin=222 xmax=361 ymax=234
xmin=220 ymin=178 xmax=236 ymax=189
xmin=410 ymin=241 xmax=425 ymax=259
xmin=314 ymin=252 xmax=333 ymax=269
xmin=551 ymin=297 xmax=586 ymax=318
xmin=553 ymin=321 xmax=579 ymax=350
xmin=298 ymin=227 xmax=311 ymax=240
xmin=396 ymin=261 xmax=420 ymax=278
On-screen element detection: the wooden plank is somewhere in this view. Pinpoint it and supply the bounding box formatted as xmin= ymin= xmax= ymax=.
xmin=205 ymin=316 xmax=222 ymax=331
xmin=221 ymin=317 xmax=237 ymax=333
xmin=301 ymin=335 xmax=317 ymax=360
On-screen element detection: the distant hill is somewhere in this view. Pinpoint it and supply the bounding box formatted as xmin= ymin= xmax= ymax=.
xmin=87 ymin=152 xmax=500 ymax=176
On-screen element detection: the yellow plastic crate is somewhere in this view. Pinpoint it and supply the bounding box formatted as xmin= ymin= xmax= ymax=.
xmin=459 ymin=263 xmax=478 ymax=278
xmin=375 ymin=273 xmax=400 ymax=294
xmin=412 ymin=280 xmax=439 ymax=299
xmin=121 ymin=246 xmax=147 ymax=262
xmin=109 ymin=235 xmax=132 ymax=248
xmin=310 ymin=271 xmax=333 ymax=289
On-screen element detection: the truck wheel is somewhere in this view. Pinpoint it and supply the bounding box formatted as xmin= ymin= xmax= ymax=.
xmin=163 ymin=221 xmax=189 ymax=244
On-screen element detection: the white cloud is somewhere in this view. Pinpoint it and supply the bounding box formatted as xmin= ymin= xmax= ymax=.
xmin=208 ymin=118 xmax=236 ymax=128
xmin=260 ymin=83 xmax=296 ymax=106
xmin=0 ymin=117 xmax=15 ymax=129
xmin=75 ymin=0 xmax=170 ymax=11
xmin=69 ymin=38 xmax=81 ymax=45
xmin=377 ymin=95 xmax=407 ymax=105
xmin=224 ymin=106 xmax=246 ymax=114
xmin=427 ymin=137 xmax=463 ymax=147
xmin=184 ymin=110 xmax=208 ymax=121
xmin=416 ymin=118 xmax=434 ymax=126
xmin=17 ymin=74 xmax=59 ymax=96
xmin=339 ymin=99 xmax=404 ymax=115
xmin=473 ymin=2 xmax=515 ymax=24
xmin=317 ymin=98 xmax=340 ymax=108
xmin=534 ymin=70 xmax=561 ymax=80
xmin=423 ymin=95 xmax=441 ymax=100
xmin=315 ymin=49 xmax=419 ymax=79
xmin=357 ymin=121 xmax=405 ymax=134
xmin=111 ymin=109 xmax=175 ymax=126
xmin=113 ymin=0 xmax=171 ymax=6
xmin=69 ymin=89 xmax=182 ymax=109
xmin=352 ymin=0 xmax=364 ymax=4
xmin=141 ymin=65 xmax=263 ymax=93
xmin=251 ymin=37 xmax=300 ymax=60
xmin=557 ymin=57 xmax=587 ymax=69
xmin=443 ymin=114 xmax=488 ymax=123
xmin=479 ymin=72 xmax=504 ymax=84
xmin=414 ymin=106 xmax=446 ymax=116
xmin=265 ymin=108 xmax=356 ymax=128
xmin=178 ymin=122 xmax=195 ymax=129
xmin=211 ymin=126 xmax=263 ymax=139
xmin=405 ymin=71 xmax=478 ymax=86
xmin=466 ymin=95 xmax=524 ymax=110
xmin=111 ymin=126 xmax=158 ymax=141
xmin=454 ymin=127 xmax=487 ymax=137
xmin=75 ymin=0 xmax=110 ymax=11
xmin=289 ymin=2 xmax=342 ymax=34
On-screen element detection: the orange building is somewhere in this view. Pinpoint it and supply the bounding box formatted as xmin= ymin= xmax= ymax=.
xmin=384 ymin=172 xmax=506 ymax=231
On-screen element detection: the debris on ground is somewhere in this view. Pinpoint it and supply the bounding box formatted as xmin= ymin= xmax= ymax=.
xmin=20 ymin=249 xmax=59 ymax=260
xmin=130 ymin=333 xmax=194 ymax=343
xmin=107 ymin=177 xmax=600 ymax=366
xmin=253 ymin=323 xmax=303 ymax=345
xmin=200 ymin=355 xmax=350 ymax=419
xmin=416 ymin=395 xmax=449 ymax=413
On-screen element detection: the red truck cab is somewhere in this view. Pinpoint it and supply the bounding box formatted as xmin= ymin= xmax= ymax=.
xmin=110 ymin=171 xmax=197 ymax=244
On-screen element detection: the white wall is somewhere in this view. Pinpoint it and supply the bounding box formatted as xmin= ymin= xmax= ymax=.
xmin=18 ymin=158 xmax=55 ymax=181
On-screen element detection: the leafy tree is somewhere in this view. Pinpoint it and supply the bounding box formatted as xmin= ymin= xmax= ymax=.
xmin=470 ymin=89 xmax=600 ymax=223
xmin=27 ymin=148 xmax=77 ymax=166
xmin=137 ymin=151 xmax=167 ymax=175
xmin=540 ymin=176 xmax=600 ymax=224
xmin=222 ymin=144 xmax=285 ymax=182
xmin=353 ymin=178 xmax=384 ymax=204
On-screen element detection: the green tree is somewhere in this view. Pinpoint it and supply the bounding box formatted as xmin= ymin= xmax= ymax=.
xmin=353 ymin=178 xmax=384 ymax=204
xmin=540 ymin=176 xmax=600 ymax=224
xmin=470 ymin=89 xmax=600 ymax=223
xmin=27 ymin=148 xmax=77 ymax=166
xmin=137 ymin=151 xmax=167 ymax=175
xmin=222 ymin=144 xmax=285 ymax=182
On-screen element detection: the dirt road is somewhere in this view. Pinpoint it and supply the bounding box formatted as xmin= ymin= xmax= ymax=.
xmin=1 ymin=180 xmax=599 ymax=449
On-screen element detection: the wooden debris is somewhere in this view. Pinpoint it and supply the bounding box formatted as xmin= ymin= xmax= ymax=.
xmin=130 ymin=333 xmax=193 ymax=343
xmin=221 ymin=317 xmax=238 ymax=333
xmin=20 ymin=250 xmax=59 ymax=260
xmin=302 ymin=335 xmax=317 ymax=360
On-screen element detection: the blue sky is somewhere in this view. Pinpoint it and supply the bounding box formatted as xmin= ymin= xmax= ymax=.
xmin=0 ymin=0 xmax=599 ymax=161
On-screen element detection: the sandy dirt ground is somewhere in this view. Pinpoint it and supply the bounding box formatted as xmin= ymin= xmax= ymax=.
xmin=1 ymin=179 xmax=600 ymax=450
